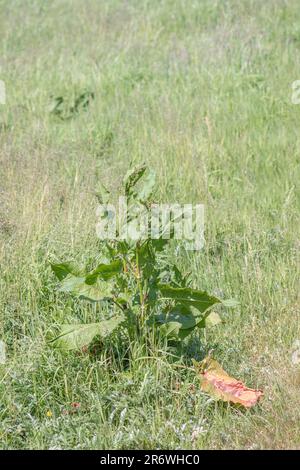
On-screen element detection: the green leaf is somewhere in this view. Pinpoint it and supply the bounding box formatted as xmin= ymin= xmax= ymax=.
xmin=177 ymin=326 xmax=195 ymax=340
xmin=158 ymin=265 xmax=191 ymax=288
xmin=138 ymin=168 xmax=156 ymax=202
xmin=155 ymin=307 xmax=222 ymax=341
xmin=51 ymin=315 xmax=124 ymax=350
xmin=170 ymin=265 xmax=190 ymax=288
xmin=154 ymin=304 xmax=208 ymax=340
xmin=59 ymin=275 xmax=113 ymax=301
xmin=156 ymin=304 xmax=200 ymax=330
xmin=51 ymin=262 xmax=81 ymax=281
xmin=85 ymin=260 xmax=122 ymax=284
xmin=197 ymin=311 xmax=222 ymax=328
xmin=158 ymin=285 xmax=221 ymax=313
xmin=135 ymin=241 xmax=156 ymax=278
xmin=123 ymin=163 xmax=147 ymax=197
xmin=53 ymin=260 xmax=123 ymax=301
xmin=158 ymin=321 xmax=181 ymax=339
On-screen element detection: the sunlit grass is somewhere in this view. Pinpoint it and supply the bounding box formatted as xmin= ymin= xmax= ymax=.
xmin=0 ymin=0 xmax=299 ymax=449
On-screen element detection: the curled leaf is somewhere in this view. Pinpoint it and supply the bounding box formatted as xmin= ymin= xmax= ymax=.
xmin=194 ymin=357 xmax=263 ymax=408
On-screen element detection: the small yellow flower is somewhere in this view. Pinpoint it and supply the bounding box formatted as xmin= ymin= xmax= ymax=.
xmin=46 ymin=410 xmax=53 ymax=418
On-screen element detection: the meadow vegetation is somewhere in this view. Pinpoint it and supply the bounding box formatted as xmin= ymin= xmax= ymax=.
xmin=0 ymin=0 xmax=299 ymax=449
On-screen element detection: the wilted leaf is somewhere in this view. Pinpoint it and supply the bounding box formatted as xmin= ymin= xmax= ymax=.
xmin=169 ymin=264 xmax=191 ymax=288
xmin=194 ymin=357 xmax=263 ymax=408
xmin=151 ymin=236 xmax=170 ymax=252
xmin=51 ymin=315 xmax=124 ymax=350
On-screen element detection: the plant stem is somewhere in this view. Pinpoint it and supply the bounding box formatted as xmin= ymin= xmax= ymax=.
xmin=135 ymin=244 xmax=145 ymax=330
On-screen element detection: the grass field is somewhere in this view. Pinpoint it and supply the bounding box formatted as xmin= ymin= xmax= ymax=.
xmin=0 ymin=0 xmax=299 ymax=450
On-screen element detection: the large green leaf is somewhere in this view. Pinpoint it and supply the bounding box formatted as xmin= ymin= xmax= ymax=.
xmin=51 ymin=315 xmax=124 ymax=350
xmin=158 ymin=285 xmax=221 ymax=313
xmin=154 ymin=305 xmax=221 ymax=340
xmin=155 ymin=305 xmax=222 ymax=340
xmin=59 ymin=275 xmax=113 ymax=301
xmin=52 ymin=260 xmax=123 ymax=301
xmin=157 ymin=285 xmax=236 ymax=339
xmin=156 ymin=304 xmax=200 ymax=330
xmin=51 ymin=262 xmax=81 ymax=281
xmin=85 ymin=260 xmax=122 ymax=284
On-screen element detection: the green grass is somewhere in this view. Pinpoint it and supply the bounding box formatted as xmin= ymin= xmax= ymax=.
xmin=0 ymin=0 xmax=299 ymax=449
